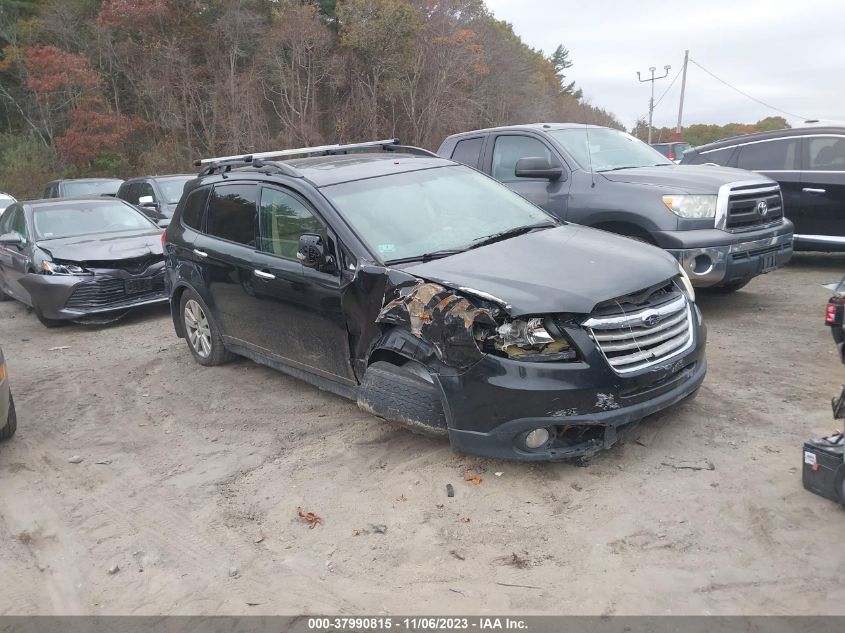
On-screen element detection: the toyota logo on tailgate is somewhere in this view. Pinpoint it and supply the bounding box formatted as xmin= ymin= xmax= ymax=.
xmin=756 ymin=200 xmax=769 ymax=217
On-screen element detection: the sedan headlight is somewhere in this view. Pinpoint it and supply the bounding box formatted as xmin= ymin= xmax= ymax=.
xmin=484 ymin=317 xmax=577 ymax=362
xmin=677 ymin=264 xmax=695 ymax=302
xmin=662 ymin=194 xmax=716 ymax=219
xmin=40 ymin=261 xmax=91 ymax=275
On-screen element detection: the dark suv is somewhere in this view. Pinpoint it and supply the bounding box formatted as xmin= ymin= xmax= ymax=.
xmin=163 ymin=140 xmax=706 ymax=462
xmin=117 ymin=175 xmax=196 ymax=219
xmin=439 ymin=124 xmax=794 ymax=292
xmin=681 ymin=126 xmax=845 ymax=251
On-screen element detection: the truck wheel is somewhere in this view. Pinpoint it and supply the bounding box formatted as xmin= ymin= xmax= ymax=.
xmin=0 ymin=394 xmax=17 ymax=441
xmin=709 ymin=279 xmax=751 ymax=294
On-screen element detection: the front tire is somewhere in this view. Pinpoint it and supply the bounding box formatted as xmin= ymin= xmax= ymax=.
xmin=179 ymin=289 xmax=233 ymax=366
xmin=0 ymin=394 xmax=17 ymax=441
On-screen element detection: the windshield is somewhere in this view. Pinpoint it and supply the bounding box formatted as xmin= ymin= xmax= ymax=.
xmin=157 ymin=176 xmax=194 ymax=204
xmin=33 ymin=200 xmax=155 ymax=240
xmin=0 ymin=196 xmax=14 ymax=213
xmin=321 ymin=165 xmax=555 ymax=263
xmin=62 ymin=180 xmax=123 ymax=197
xmin=549 ymin=128 xmax=672 ymax=171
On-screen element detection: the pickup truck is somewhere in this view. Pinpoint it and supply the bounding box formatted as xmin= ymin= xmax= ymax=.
xmin=438 ymin=124 xmax=794 ymax=292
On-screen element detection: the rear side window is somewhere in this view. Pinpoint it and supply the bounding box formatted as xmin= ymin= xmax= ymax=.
xmin=181 ymin=186 xmax=210 ymax=231
xmin=122 ymin=183 xmax=141 ymax=204
xmin=206 ymin=184 xmax=258 ymax=246
xmin=492 ymin=135 xmax=556 ymax=181
xmin=451 ymin=137 xmax=484 ymax=168
xmin=737 ymin=139 xmax=799 ymax=170
xmin=807 ymin=137 xmax=845 ymax=171
xmin=691 ymin=146 xmax=735 ymax=166
xmin=258 ymin=187 xmax=325 ymax=260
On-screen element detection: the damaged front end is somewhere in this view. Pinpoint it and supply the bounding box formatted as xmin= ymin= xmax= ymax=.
xmin=359 ymin=274 xmax=706 ymax=462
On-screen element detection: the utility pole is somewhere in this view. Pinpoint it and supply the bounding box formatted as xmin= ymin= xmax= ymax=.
xmin=637 ymin=64 xmax=671 ymax=144
xmin=676 ymin=50 xmax=689 ymax=136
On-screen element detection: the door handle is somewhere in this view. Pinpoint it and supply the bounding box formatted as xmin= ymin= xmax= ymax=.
xmin=193 ymin=248 xmax=208 ymax=258
xmin=803 ymin=187 xmax=826 ymax=194
xmin=253 ymin=269 xmax=275 ymax=280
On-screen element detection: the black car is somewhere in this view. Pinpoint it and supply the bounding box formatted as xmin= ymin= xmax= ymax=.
xmin=42 ymin=178 xmax=124 ymax=198
xmin=117 ymin=174 xmax=196 ymax=219
xmin=0 ymin=345 xmax=16 ymax=441
xmin=651 ymin=141 xmax=692 ymax=163
xmin=438 ymin=124 xmax=793 ymax=293
xmin=0 ymin=198 xmax=167 ymax=326
xmin=163 ymin=139 xmax=706 ymax=462
xmin=681 ymin=127 xmax=845 ymax=251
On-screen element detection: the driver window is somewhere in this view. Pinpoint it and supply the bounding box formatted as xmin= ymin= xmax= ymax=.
xmin=258 ymin=187 xmax=326 ymax=261
xmin=492 ymin=135 xmax=556 ymax=181
xmin=138 ymin=181 xmax=156 ymax=202
xmin=10 ymin=208 xmax=27 ymax=239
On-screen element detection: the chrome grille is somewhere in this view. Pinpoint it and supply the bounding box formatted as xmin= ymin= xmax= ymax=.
xmin=718 ymin=182 xmax=783 ymax=232
xmin=583 ymin=294 xmax=694 ymax=373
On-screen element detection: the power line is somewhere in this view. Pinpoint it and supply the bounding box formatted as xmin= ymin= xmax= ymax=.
xmin=688 ymin=58 xmax=808 ymax=120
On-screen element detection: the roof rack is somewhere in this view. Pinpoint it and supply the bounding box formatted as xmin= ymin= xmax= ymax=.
xmin=193 ymin=138 xmax=438 ymax=176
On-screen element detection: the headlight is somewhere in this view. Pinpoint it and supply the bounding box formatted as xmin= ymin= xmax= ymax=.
xmin=484 ymin=317 xmax=577 ymax=362
xmin=677 ymin=265 xmax=695 ymax=302
xmin=40 ymin=261 xmax=91 ymax=275
xmin=662 ymin=194 xmax=716 ymax=219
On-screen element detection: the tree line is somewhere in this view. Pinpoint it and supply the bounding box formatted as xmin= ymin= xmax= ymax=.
xmin=0 ymin=0 xmax=621 ymax=199
xmin=632 ymin=116 xmax=791 ymax=147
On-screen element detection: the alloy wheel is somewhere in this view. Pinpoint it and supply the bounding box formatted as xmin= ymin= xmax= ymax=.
xmin=184 ymin=298 xmax=212 ymax=358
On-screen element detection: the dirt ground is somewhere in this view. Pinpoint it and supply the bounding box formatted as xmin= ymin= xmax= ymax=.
xmin=0 ymin=254 xmax=843 ymax=616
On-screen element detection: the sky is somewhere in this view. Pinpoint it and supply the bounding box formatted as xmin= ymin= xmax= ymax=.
xmin=484 ymin=0 xmax=845 ymax=131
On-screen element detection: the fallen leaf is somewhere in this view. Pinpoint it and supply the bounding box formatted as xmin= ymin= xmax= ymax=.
xmin=459 ymin=517 xmax=471 ymax=523
xmin=395 ymin=494 xmax=407 ymax=502
xmin=464 ymin=472 xmax=483 ymax=485
xmin=297 ymin=507 xmax=323 ymax=529
xmin=352 ymin=529 xmax=362 ymax=536
xmin=254 ymin=530 xmax=265 ymax=544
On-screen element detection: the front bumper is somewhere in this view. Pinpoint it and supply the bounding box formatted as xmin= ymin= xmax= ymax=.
xmin=19 ymin=263 xmax=168 ymax=320
xmin=436 ymin=315 xmax=707 ymax=461
xmin=660 ymin=222 xmax=794 ymax=287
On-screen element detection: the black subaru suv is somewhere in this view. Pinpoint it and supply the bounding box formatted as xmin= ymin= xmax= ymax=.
xmin=681 ymin=126 xmax=845 ymax=251
xmin=163 ymin=140 xmax=706 ymax=461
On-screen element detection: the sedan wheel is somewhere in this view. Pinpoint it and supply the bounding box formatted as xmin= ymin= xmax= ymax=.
xmin=184 ymin=298 xmax=212 ymax=358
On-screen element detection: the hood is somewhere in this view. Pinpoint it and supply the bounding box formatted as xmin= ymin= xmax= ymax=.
xmin=600 ymin=164 xmax=773 ymax=194
xmin=403 ymin=225 xmax=679 ymax=316
xmin=37 ymin=229 xmax=163 ymax=262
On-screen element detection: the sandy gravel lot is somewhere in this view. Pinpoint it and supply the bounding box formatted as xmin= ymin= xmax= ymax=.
xmin=0 ymin=254 xmax=843 ymax=616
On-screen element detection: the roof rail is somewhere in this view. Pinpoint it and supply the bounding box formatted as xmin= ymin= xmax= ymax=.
xmin=194 ymin=138 xmax=438 ymax=167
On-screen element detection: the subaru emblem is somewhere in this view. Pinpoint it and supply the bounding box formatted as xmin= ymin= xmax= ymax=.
xmin=642 ymin=313 xmax=661 ymax=327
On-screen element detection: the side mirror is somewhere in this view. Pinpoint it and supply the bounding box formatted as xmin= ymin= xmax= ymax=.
xmin=156 ymin=218 xmax=171 ymax=229
xmin=138 ymin=195 xmax=158 ymax=209
xmin=515 ymin=156 xmax=564 ymax=181
xmin=0 ymin=232 xmax=23 ymax=248
xmin=297 ymin=234 xmax=335 ymax=271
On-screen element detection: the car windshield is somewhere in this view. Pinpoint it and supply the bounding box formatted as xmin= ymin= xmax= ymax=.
xmin=548 ymin=128 xmax=672 ymax=171
xmin=62 ymin=180 xmax=122 ymax=197
xmin=33 ymin=200 xmax=154 ymax=240
xmin=156 ymin=176 xmax=194 ymax=204
xmin=321 ymin=165 xmax=556 ymax=263
xmin=0 ymin=196 xmax=14 ymax=213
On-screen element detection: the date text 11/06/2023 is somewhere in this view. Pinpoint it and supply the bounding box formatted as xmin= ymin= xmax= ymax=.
xmin=307 ymin=617 xmax=529 ymax=631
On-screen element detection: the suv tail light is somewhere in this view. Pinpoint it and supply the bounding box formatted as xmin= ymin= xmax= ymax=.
xmin=668 ymin=151 xmax=675 ymax=161
xmin=826 ymin=300 xmax=844 ymax=326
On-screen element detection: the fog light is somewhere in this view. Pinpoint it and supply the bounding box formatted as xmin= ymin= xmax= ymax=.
xmin=524 ymin=427 xmax=550 ymax=449
xmin=691 ymin=254 xmax=713 ymax=275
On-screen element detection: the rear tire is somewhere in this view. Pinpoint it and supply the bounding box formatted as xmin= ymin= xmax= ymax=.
xmin=0 ymin=394 xmax=17 ymax=441
xmin=709 ymin=279 xmax=751 ymax=294
xmin=179 ymin=289 xmax=233 ymax=366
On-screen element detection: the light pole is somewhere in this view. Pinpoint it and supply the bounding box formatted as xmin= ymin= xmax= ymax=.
xmin=637 ymin=64 xmax=671 ymax=144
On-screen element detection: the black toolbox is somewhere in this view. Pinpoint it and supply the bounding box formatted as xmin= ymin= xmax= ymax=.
xmin=802 ymin=434 xmax=845 ymax=505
